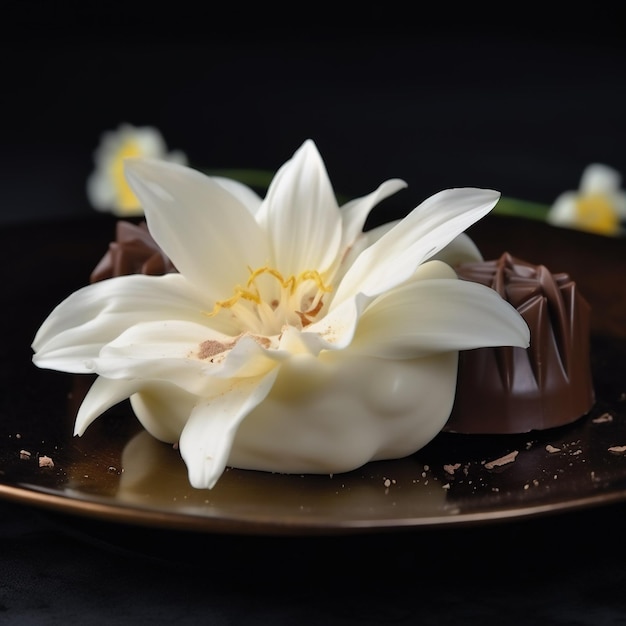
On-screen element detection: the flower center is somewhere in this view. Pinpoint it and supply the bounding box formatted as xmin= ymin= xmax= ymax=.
xmin=206 ymin=266 xmax=333 ymax=335
xmin=110 ymin=139 xmax=144 ymax=212
xmin=575 ymin=193 xmax=620 ymax=235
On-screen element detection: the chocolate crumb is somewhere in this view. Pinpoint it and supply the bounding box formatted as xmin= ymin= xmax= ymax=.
xmin=593 ymin=412 xmax=614 ymax=424
xmin=608 ymin=445 xmax=626 ymax=454
xmin=443 ymin=463 xmax=462 ymax=475
xmin=484 ymin=450 xmax=519 ymax=469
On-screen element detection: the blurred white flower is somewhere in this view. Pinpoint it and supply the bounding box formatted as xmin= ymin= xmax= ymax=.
xmin=547 ymin=164 xmax=626 ymax=236
xmin=87 ymin=124 xmax=187 ymax=216
xmin=34 ymin=140 xmax=529 ymax=489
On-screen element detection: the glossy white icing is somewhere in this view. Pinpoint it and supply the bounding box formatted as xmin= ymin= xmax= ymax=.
xmin=229 ymin=351 xmax=458 ymax=474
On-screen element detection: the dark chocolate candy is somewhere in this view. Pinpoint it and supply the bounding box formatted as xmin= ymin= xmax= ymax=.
xmin=90 ymin=221 xmax=176 ymax=283
xmin=444 ymin=253 xmax=595 ymax=434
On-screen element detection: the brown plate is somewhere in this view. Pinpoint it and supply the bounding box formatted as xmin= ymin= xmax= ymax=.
xmin=1 ymin=213 xmax=625 ymax=535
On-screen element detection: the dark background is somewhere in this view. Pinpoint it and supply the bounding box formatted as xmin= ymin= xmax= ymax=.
xmin=3 ymin=4 xmax=626 ymax=225
xmin=3 ymin=6 xmax=626 ymax=625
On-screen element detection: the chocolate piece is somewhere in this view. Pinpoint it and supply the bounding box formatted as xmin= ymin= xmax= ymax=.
xmin=90 ymin=221 xmax=176 ymax=283
xmin=444 ymin=253 xmax=595 ymax=434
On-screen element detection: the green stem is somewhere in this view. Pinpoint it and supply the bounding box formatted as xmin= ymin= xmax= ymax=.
xmin=493 ymin=197 xmax=550 ymax=222
xmin=202 ymin=168 xmax=275 ymax=190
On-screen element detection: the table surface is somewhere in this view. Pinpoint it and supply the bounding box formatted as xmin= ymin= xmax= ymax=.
xmin=3 ymin=497 xmax=626 ymax=625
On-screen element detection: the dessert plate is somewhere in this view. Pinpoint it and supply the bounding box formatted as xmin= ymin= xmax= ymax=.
xmin=1 ymin=214 xmax=625 ymax=535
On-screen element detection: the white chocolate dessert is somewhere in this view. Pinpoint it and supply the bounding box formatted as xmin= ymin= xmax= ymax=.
xmin=32 ymin=140 xmax=529 ymax=489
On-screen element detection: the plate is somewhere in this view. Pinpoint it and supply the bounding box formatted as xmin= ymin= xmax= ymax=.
xmin=1 ymin=213 xmax=625 ymax=535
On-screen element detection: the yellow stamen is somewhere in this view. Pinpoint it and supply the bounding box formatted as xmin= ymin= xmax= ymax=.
xmin=246 ymin=266 xmax=332 ymax=294
xmin=206 ymin=266 xmax=332 ymax=317
xmin=205 ymin=286 xmax=261 ymax=316
xmin=297 ymin=270 xmax=333 ymax=293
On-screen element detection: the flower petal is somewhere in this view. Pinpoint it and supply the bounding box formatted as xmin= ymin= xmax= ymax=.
xmin=303 ymin=291 xmax=371 ymax=351
xmin=95 ymin=320 xmax=230 ymax=394
xmin=351 ymin=260 xmax=529 ymax=358
xmin=130 ymin=383 xmax=196 ymax=442
xmin=580 ymin=163 xmax=621 ymax=194
xmin=332 ymin=188 xmax=500 ymax=305
xmin=210 ymin=334 xmax=285 ymax=378
xmin=179 ymin=370 xmax=279 ymax=489
xmin=32 ymin=274 xmax=233 ymax=373
xmin=336 ymin=220 xmax=399 ymax=283
xmin=76 ymin=378 xmax=190 ymax=443
xmin=97 ymin=319 xmax=284 ymax=384
xmin=343 ymin=227 xmax=483 ymax=282
xmin=124 ymin=158 xmax=269 ymax=298
xmin=339 ymin=178 xmax=407 ymax=253
xmin=74 ymin=376 xmax=142 ymax=436
xmin=431 ymin=233 xmax=483 ymax=266
xmin=547 ymin=191 xmax=577 ymax=227
xmin=258 ymin=140 xmax=342 ymax=274
xmin=212 ymin=176 xmax=263 ymax=215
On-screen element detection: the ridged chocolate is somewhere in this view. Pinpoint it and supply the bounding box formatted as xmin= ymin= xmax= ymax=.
xmin=444 ymin=253 xmax=595 ymax=434
xmin=90 ymin=220 xmax=176 ymax=283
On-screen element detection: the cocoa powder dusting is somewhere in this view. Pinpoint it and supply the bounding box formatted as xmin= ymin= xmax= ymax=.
xmin=198 ymin=339 xmax=234 ymax=360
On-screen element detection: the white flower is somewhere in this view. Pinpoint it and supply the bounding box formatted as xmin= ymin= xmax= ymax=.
xmin=87 ymin=123 xmax=187 ymax=216
xmin=547 ymin=163 xmax=626 ymax=236
xmin=33 ymin=140 xmax=529 ymax=489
